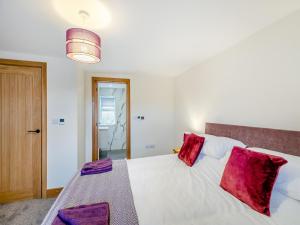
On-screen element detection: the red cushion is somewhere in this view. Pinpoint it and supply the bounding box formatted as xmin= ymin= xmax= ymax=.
xmin=220 ymin=147 xmax=287 ymax=216
xmin=183 ymin=132 xmax=190 ymax=142
xmin=178 ymin=133 xmax=205 ymax=167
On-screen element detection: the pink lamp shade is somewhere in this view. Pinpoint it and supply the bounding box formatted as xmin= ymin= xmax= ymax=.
xmin=66 ymin=28 xmax=101 ymax=63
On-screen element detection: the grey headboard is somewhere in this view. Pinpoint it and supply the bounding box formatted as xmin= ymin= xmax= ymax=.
xmin=205 ymin=123 xmax=300 ymax=157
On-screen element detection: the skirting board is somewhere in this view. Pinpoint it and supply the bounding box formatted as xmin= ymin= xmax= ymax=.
xmin=46 ymin=187 xmax=63 ymax=198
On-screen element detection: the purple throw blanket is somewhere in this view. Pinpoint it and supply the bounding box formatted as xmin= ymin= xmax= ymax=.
xmin=42 ymin=160 xmax=139 ymax=225
xmin=52 ymin=202 xmax=109 ymax=225
xmin=81 ymin=158 xmax=112 ymax=176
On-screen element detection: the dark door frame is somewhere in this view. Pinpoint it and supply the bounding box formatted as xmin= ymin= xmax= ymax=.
xmin=0 ymin=58 xmax=47 ymax=199
xmin=92 ymin=77 xmax=131 ymax=161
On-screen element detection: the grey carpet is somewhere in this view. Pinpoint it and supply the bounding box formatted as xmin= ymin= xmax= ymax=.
xmin=0 ymin=198 xmax=55 ymax=225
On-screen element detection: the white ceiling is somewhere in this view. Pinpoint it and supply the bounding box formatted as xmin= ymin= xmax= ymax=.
xmin=1 ymin=0 xmax=300 ymax=76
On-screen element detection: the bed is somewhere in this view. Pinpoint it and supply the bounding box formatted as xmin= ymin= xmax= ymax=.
xmin=42 ymin=123 xmax=300 ymax=225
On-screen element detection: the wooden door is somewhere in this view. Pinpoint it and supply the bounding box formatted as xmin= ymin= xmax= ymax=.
xmin=0 ymin=62 xmax=43 ymax=203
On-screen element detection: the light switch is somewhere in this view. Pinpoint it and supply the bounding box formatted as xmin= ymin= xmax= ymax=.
xmin=59 ymin=118 xmax=65 ymax=125
xmin=51 ymin=117 xmax=65 ymax=126
xmin=137 ymin=115 xmax=145 ymax=120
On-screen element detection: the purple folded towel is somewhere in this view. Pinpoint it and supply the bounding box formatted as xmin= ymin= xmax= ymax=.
xmin=52 ymin=202 xmax=109 ymax=225
xmin=81 ymin=158 xmax=112 ymax=176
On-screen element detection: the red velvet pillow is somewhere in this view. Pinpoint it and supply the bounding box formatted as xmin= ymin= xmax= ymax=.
xmin=183 ymin=132 xmax=190 ymax=142
xmin=178 ymin=133 xmax=205 ymax=167
xmin=220 ymin=147 xmax=287 ymax=216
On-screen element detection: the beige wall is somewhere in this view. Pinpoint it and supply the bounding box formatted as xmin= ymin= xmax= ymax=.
xmin=174 ymin=10 xmax=300 ymax=145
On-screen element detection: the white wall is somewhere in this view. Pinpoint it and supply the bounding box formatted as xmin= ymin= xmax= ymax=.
xmin=83 ymin=72 xmax=175 ymax=162
xmin=77 ymin=68 xmax=86 ymax=168
xmin=174 ymin=10 xmax=300 ymax=145
xmin=4 ymin=9 xmax=299 ymax=189
xmin=0 ymin=51 xmax=79 ymax=189
xmin=0 ymin=50 xmax=175 ymax=188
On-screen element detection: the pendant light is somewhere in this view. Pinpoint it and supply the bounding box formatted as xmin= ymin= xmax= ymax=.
xmin=66 ymin=11 xmax=101 ymax=63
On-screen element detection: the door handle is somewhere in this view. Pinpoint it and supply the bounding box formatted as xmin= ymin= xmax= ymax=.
xmin=27 ymin=129 xmax=40 ymax=134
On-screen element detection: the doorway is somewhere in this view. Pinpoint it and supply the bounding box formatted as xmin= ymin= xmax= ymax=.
xmin=0 ymin=59 xmax=47 ymax=203
xmin=92 ymin=77 xmax=130 ymax=161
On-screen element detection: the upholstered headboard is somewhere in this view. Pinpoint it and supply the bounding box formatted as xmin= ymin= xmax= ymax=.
xmin=205 ymin=123 xmax=300 ymax=157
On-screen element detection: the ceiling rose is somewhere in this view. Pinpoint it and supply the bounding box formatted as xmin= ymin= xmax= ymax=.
xmin=53 ymin=0 xmax=111 ymax=29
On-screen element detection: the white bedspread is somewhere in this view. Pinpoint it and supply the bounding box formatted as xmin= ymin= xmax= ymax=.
xmin=127 ymin=154 xmax=300 ymax=225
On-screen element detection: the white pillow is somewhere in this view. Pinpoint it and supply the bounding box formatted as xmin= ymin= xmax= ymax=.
xmin=247 ymin=147 xmax=300 ymax=163
xmin=220 ymin=150 xmax=232 ymax=165
xmin=192 ymin=133 xmax=246 ymax=159
xmin=247 ymin=147 xmax=300 ymax=201
xmin=276 ymin=178 xmax=300 ymax=201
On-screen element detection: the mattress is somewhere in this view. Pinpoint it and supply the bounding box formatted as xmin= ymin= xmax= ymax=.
xmin=127 ymin=154 xmax=300 ymax=225
xmin=43 ymin=154 xmax=300 ymax=225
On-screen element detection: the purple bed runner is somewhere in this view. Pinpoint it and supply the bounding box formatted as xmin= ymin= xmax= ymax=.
xmin=42 ymin=160 xmax=139 ymax=225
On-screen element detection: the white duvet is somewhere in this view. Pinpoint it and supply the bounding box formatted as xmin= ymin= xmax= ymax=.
xmin=127 ymin=154 xmax=300 ymax=225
